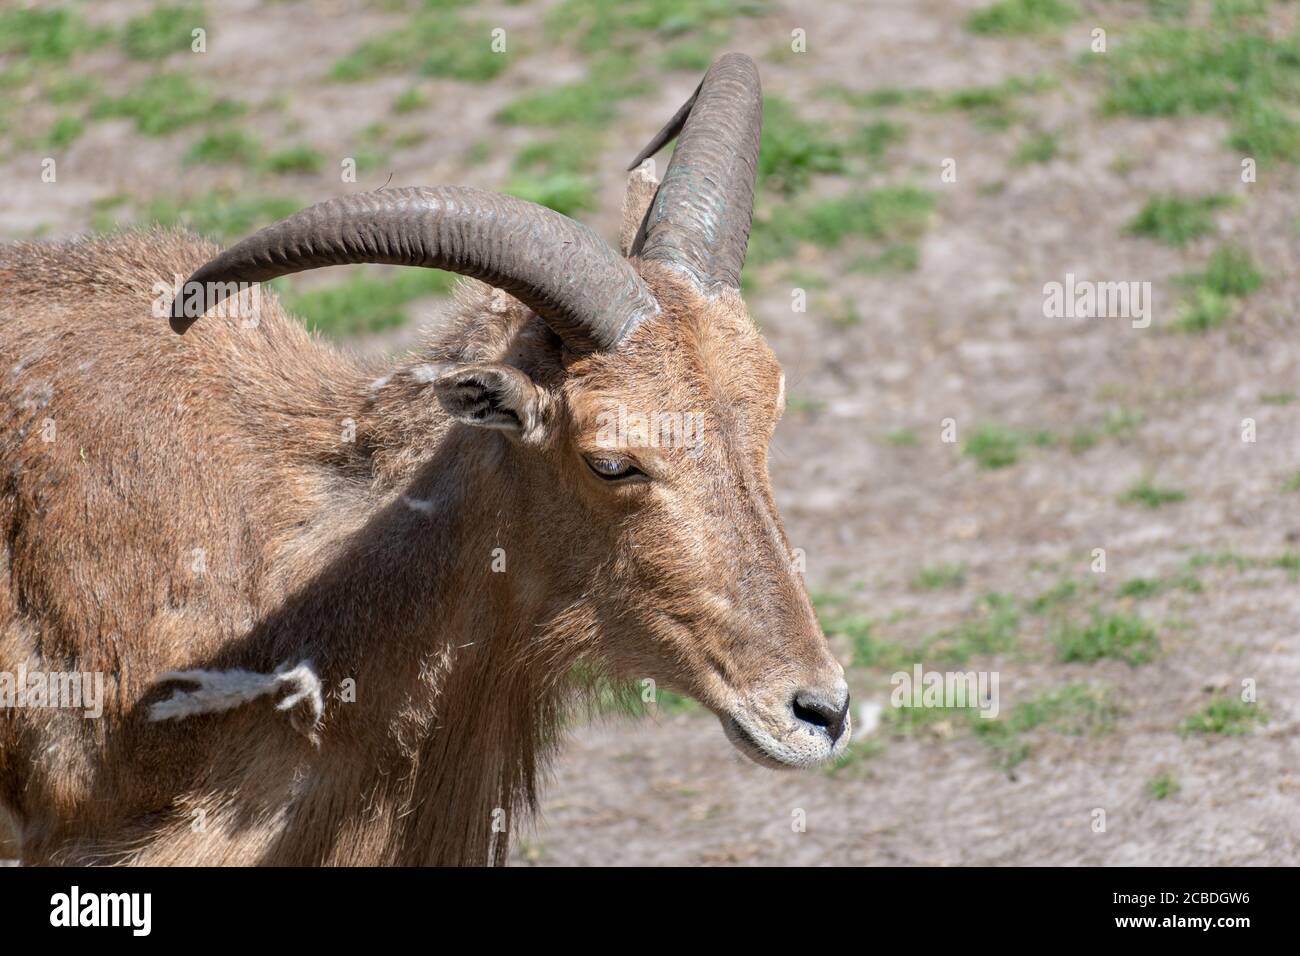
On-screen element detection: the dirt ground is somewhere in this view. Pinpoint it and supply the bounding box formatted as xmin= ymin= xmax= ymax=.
xmin=2 ymin=1 xmax=1297 ymax=865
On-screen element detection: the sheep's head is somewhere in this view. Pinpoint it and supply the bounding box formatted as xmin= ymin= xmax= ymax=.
xmin=169 ymin=53 xmax=850 ymax=769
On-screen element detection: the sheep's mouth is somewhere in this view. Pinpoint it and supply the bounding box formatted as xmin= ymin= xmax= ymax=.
xmin=720 ymin=712 xmax=849 ymax=770
xmin=722 ymin=716 xmax=795 ymax=770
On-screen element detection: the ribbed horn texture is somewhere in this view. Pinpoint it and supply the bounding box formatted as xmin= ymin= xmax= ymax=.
xmin=168 ymin=186 xmax=660 ymax=352
xmin=630 ymin=53 xmax=762 ymax=293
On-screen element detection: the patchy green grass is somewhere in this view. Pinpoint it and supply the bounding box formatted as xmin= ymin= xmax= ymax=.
xmin=1276 ymin=552 xmax=1300 ymax=575
xmin=1027 ymin=578 xmax=1080 ymax=614
xmin=184 ymin=129 xmax=261 ymax=166
xmin=749 ymin=187 xmax=934 ymax=264
xmin=283 ymin=268 xmax=457 ymax=338
xmin=1068 ymin=428 xmax=1099 ymax=454
xmin=1054 ymin=611 xmax=1159 ymax=665
xmin=968 ymin=0 xmax=1078 ymax=36
xmin=883 ymin=427 xmax=919 ymax=446
xmin=1120 ymin=477 xmax=1187 ymax=508
xmin=933 ymin=75 xmax=1055 ymax=129
xmin=853 ymin=119 xmax=908 ymax=162
xmin=786 ymin=270 xmax=829 ymax=291
xmin=1176 ymin=285 xmax=1235 ymax=331
xmin=506 ymin=172 xmax=594 ymax=216
xmin=495 ymin=67 xmax=640 ymax=127
xmin=831 ymin=75 xmax=1051 ymax=129
xmin=963 ymin=424 xmax=1054 ymax=470
xmin=547 ymin=0 xmax=761 ymax=54
xmin=659 ymin=28 xmax=731 ymax=72
xmin=968 ymin=718 xmax=1033 ymax=769
xmin=1179 ymin=696 xmax=1265 ymax=736
xmin=1126 ymin=193 xmax=1232 ymax=246
xmin=821 ymin=736 xmax=886 ymax=777
xmin=1283 ymin=471 xmax=1300 ymax=492
xmin=1118 ymin=574 xmax=1202 ymax=599
xmin=883 ymin=699 xmax=978 ymax=736
xmin=813 ymin=593 xmax=913 ymax=671
xmin=1102 ymin=407 xmax=1145 ymax=441
xmin=44 ymin=71 xmax=97 ymax=104
xmin=1100 ymin=21 xmax=1300 ymax=164
xmin=1260 ymin=391 xmax=1297 ymax=405
xmin=512 ymin=134 xmax=600 ymax=178
xmin=87 ymin=193 xmax=132 ymax=234
xmin=1194 ymin=241 xmax=1255 ymax=297
xmin=145 ymin=190 xmax=302 ymax=242
xmin=1013 ymin=129 xmax=1059 ymax=165
xmin=848 ymin=243 xmax=920 ymax=275
xmin=964 ymin=424 xmax=1020 ymax=469
xmin=757 ymin=96 xmax=845 ymax=196
xmin=911 ymin=563 xmax=968 ymax=591
xmin=122 ymin=4 xmax=204 ymax=60
xmin=924 ymin=593 xmax=1020 ymax=665
xmin=392 ymin=87 xmax=429 ymax=114
xmin=823 ymin=85 xmax=924 ymax=109
xmin=0 ymin=7 xmax=109 ymax=62
xmin=1117 ymin=577 xmax=1162 ymax=600
xmin=330 ymin=11 xmax=507 ymax=83
xmin=817 ymin=295 xmax=862 ymax=329
xmin=1149 ymin=0 xmax=1191 ymax=19
xmin=0 ymin=62 xmax=33 ymax=95
xmin=582 ymin=672 xmax=698 ymax=721
xmin=973 ymin=682 xmax=1119 ymax=771
xmin=1173 ymin=244 xmax=1263 ymax=332
xmin=46 ymin=114 xmax=83 ymax=149
xmin=509 ymin=136 xmax=600 ymax=214
xmin=1187 ymin=549 xmax=1300 ymax=576
xmin=1004 ymin=683 xmax=1119 ymax=734
xmin=94 ymin=73 xmax=245 ymax=135
xmin=1146 ymin=771 xmax=1181 ymax=799
xmin=264 ymin=144 xmax=326 ymax=175
xmin=783 ymin=393 xmax=827 ymax=416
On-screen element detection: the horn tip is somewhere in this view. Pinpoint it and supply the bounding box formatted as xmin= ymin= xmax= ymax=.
xmin=169 ymin=278 xmax=202 ymax=334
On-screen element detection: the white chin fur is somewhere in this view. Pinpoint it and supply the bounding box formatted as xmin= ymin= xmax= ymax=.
xmin=721 ymin=712 xmax=850 ymax=769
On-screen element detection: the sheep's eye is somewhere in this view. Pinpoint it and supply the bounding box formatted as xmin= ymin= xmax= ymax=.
xmin=585 ymin=456 xmax=645 ymax=481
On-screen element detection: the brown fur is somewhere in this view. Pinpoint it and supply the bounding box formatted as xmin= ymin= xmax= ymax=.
xmin=0 ymin=223 xmax=842 ymax=865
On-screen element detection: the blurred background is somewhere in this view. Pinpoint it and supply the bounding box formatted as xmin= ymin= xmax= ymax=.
xmin=2 ymin=0 xmax=1298 ymax=864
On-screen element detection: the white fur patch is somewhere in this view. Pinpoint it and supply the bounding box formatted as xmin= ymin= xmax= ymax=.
xmin=148 ymin=660 xmax=323 ymax=743
xmin=403 ymin=495 xmax=434 ymax=515
xmin=408 ymin=363 xmax=444 ymax=384
xmin=488 ymin=288 xmax=514 ymax=314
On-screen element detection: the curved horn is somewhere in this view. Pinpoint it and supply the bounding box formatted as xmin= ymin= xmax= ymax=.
xmin=169 ymin=186 xmax=659 ymax=352
xmin=627 ymin=52 xmax=762 ymax=293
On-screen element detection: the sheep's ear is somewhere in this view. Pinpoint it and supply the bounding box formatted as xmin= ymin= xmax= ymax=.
xmin=434 ymin=364 xmax=545 ymax=439
xmin=620 ymin=159 xmax=659 ymax=257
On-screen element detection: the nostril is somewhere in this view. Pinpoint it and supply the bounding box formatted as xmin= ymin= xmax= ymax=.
xmin=792 ymin=696 xmax=833 ymax=728
xmin=792 ymin=688 xmax=851 ymax=742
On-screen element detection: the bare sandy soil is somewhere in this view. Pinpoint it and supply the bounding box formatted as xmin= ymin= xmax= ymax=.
xmin=2 ymin=0 xmax=1296 ymax=865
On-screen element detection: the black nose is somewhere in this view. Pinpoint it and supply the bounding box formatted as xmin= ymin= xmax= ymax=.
xmin=791 ymin=687 xmax=850 ymax=743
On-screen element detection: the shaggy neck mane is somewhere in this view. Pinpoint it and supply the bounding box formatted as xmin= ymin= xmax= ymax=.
xmin=201 ymin=282 xmax=594 ymax=866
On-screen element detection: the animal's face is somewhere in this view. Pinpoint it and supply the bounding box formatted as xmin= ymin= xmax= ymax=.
xmin=169 ymin=53 xmax=845 ymax=767
xmin=433 ymin=270 xmax=850 ymax=768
